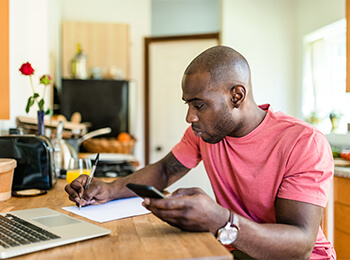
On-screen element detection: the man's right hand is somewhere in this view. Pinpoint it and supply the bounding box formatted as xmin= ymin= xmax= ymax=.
xmin=64 ymin=152 xmax=190 ymax=208
xmin=64 ymin=175 xmax=114 ymax=207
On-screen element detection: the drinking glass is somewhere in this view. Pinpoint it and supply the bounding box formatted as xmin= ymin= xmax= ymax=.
xmin=66 ymin=158 xmax=92 ymax=183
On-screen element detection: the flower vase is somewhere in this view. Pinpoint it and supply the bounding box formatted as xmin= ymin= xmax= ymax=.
xmin=37 ymin=110 xmax=45 ymax=135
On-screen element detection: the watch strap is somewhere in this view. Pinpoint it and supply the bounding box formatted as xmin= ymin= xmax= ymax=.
xmin=230 ymin=210 xmax=239 ymax=230
xmin=216 ymin=209 xmax=239 ymax=236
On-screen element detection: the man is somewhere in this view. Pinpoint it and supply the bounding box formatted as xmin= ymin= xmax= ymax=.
xmin=65 ymin=46 xmax=335 ymax=259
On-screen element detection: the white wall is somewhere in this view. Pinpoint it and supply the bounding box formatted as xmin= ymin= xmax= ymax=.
xmin=151 ymin=0 xmax=219 ymax=36
xmin=221 ymin=0 xmax=345 ymax=118
xmin=3 ymin=0 xmax=51 ymax=133
xmin=48 ymin=0 xmax=62 ymax=92
xmin=221 ymin=0 xmax=296 ymax=115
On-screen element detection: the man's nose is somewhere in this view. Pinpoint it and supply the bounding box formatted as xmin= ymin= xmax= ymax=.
xmin=186 ymin=107 xmax=199 ymax=124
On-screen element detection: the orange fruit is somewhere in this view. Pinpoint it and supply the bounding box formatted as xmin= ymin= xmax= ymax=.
xmin=117 ymin=132 xmax=131 ymax=142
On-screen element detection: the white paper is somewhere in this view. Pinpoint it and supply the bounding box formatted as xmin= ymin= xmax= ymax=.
xmin=62 ymin=197 xmax=150 ymax=223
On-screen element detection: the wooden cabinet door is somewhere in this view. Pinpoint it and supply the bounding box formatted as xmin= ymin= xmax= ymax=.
xmin=346 ymin=0 xmax=350 ymax=92
xmin=334 ymin=176 xmax=350 ymax=259
xmin=0 ymin=0 xmax=10 ymax=119
xmin=62 ymin=21 xmax=130 ymax=80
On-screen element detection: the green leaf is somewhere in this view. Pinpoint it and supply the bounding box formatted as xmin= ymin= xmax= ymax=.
xmin=45 ymin=108 xmax=51 ymax=115
xmin=33 ymin=93 xmax=40 ymax=99
xmin=25 ymin=96 xmax=35 ymax=113
xmin=25 ymin=97 xmax=31 ymax=113
xmin=38 ymin=99 xmax=45 ymax=111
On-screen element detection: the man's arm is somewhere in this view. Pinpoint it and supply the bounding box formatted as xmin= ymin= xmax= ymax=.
xmin=229 ymin=198 xmax=323 ymax=259
xmin=109 ymin=152 xmax=190 ymax=199
xmin=145 ymin=193 xmax=323 ymax=260
xmin=65 ymin=152 xmax=190 ymax=206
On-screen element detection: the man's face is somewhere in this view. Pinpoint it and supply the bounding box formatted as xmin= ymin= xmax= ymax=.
xmin=182 ymin=71 xmax=237 ymax=144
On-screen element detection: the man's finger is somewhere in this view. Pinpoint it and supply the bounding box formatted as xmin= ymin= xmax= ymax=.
xmin=70 ymin=175 xmax=87 ymax=189
xmin=171 ymin=187 xmax=205 ymax=197
xmin=65 ymin=184 xmax=80 ymax=200
xmin=147 ymin=196 xmax=189 ymax=210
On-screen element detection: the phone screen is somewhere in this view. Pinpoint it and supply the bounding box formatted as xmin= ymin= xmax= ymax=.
xmin=126 ymin=183 xmax=166 ymax=199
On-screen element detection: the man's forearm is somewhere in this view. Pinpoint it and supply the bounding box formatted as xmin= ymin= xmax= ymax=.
xmin=107 ymin=162 xmax=168 ymax=200
xmin=231 ymin=198 xmax=324 ymax=260
xmin=233 ymin=215 xmax=315 ymax=260
xmin=108 ymin=152 xmax=189 ymax=200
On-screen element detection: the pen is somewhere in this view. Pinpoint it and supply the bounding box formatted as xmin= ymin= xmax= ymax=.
xmin=78 ymin=153 xmax=100 ymax=210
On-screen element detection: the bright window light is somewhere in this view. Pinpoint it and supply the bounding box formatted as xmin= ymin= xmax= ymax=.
xmin=302 ymin=19 xmax=348 ymax=134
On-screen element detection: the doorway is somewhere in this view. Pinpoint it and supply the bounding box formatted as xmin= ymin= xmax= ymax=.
xmin=144 ymin=33 xmax=219 ymax=195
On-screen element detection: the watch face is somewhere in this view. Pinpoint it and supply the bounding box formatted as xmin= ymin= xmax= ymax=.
xmin=219 ymin=227 xmax=238 ymax=245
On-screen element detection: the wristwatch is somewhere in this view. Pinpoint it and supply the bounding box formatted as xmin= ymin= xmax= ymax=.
xmin=217 ymin=210 xmax=239 ymax=245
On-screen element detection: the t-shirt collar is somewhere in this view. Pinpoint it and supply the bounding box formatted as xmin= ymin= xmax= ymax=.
xmin=224 ymin=104 xmax=271 ymax=142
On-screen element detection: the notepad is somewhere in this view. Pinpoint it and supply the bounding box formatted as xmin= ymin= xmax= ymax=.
xmin=62 ymin=197 xmax=151 ymax=223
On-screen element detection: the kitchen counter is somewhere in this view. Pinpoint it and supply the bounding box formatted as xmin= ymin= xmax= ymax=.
xmin=334 ymin=158 xmax=350 ymax=178
xmin=334 ymin=166 xmax=350 ymax=178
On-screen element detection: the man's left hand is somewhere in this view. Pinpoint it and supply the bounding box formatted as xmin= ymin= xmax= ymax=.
xmin=142 ymin=187 xmax=230 ymax=234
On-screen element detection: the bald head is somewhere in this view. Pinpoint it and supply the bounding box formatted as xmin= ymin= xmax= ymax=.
xmin=182 ymin=46 xmax=265 ymax=139
xmin=184 ymin=46 xmax=251 ymax=92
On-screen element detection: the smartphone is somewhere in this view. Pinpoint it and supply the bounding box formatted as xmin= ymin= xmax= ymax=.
xmin=126 ymin=183 xmax=166 ymax=199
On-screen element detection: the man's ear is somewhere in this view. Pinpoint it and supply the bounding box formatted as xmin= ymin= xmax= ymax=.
xmin=230 ymin=85 xmax=246 ymax=108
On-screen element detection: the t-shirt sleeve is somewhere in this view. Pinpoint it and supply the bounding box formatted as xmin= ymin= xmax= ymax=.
xmin=171 ymin=127 xmax=202 ymax=169
xmin=277 ymin=130 xmax=334 ymax=207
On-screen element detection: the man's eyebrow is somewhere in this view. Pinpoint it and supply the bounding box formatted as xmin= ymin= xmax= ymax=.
xmin=182 ymin=97 xmax=202 ymax=103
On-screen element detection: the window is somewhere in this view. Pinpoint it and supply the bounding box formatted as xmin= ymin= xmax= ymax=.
xmin=302 ymin=19 xmax=348 ymax=134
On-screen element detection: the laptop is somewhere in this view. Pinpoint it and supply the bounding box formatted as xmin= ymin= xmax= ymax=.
xmin=0 ymin=207 xmax=111 ymax=259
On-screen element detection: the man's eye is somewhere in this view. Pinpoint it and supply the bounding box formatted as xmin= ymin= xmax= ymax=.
xmin=195 ymin=104 xmax=204 ymax=109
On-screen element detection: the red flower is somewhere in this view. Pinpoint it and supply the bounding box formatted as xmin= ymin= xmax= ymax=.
xmin=19 ymin=61 xmax=52 ymax=114
xmin=19 ymin=62 xmax=35 ymax=76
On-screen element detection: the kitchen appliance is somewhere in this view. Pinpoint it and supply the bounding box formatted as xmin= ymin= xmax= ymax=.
xmin=82 ymin=153 xmax=136 ymax=178
xmin=52 ymin=122 xmax=112 ymax=176
xmin=0 ymin=135 xmax=57 ymax=191
xmin=58 ymin=158 xmax=135 ymax=179
xmin=93 ymin=161 xmax=135 ymax=177
xmin=60 ymin=79 xmax=129 ymax=137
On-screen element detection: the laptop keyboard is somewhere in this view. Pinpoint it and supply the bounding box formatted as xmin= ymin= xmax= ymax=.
xmin=0 ymin=214 xmax=60 ymax=248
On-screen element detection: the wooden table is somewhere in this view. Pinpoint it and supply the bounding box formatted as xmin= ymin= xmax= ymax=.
xmin=1 ymin=178 xmax=232 ymax=260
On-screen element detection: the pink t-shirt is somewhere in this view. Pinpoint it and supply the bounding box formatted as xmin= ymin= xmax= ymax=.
xmin=172 ymin=104 xmax=335 ymax=259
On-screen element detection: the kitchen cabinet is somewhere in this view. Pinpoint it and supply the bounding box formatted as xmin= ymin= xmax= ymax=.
xmin=347 ymin=0 xmax=350 ymax=92
xmin=62 ymin=21 xmax=130 ymax=80
xmin=334 ymin=175 xmax=350 ymax=259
